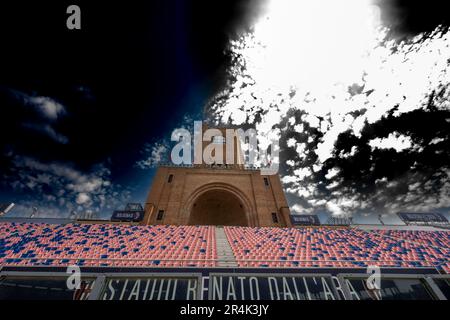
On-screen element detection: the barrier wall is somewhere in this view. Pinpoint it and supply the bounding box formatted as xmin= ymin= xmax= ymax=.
xmin=0 ymin=266 xmax=448 ymax=300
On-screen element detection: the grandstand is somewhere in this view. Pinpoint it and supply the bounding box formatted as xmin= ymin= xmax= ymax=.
xmin=1 ymin=220 xmax=448 ymax=270
xmin=324 ymin=216 xmax=353 ymax=226
xmin=0 ymin=223 xmax=217 ymax=268
xmin=398 ymin=212 xmax=449 ymax=227
xmin=0 ymin=223 xmax=448 ymax=299
xmin=0 ymin=219 xmax=450 ymax=299
xmin=224 ymin=226 xmax=449 ymax=271
xmin=0 ymin=152 xmax=449 ymax=300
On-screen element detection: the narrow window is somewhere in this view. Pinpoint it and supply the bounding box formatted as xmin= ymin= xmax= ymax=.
xmin=264 ymin=177 xmax=269 ymax=187
xmin=157 ymin=210 xmax=165 ymax=221
xmin=272 ymin=212 xmax=279 ymax=223
xmin=168 ymin=174 xmax=174 ymax=183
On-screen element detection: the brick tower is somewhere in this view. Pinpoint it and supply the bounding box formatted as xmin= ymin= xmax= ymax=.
xmin=142 ymin=124 xmax=291 ymax=227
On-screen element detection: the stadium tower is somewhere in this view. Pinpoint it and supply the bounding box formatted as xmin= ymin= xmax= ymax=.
xmin=142 ymin=124 xmax=292 ymax=227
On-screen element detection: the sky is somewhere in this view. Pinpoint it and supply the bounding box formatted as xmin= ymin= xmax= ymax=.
xmin=0 ymin=0 xmax=449 ymax=221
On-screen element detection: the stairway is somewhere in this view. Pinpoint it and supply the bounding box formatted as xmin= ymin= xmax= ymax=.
xmin=215 ymin=226 xmax=238 ymax=267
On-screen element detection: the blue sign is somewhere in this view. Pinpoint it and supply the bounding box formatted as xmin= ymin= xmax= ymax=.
xmin=398 ymin=212 xmax=448 ymax=223
xmin=290 ymin=215 xmax=321 ymax=226
xmin=111 ymin=210 xmax=144 ymax=222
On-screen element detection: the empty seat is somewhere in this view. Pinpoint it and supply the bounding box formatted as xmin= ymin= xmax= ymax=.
xmin=223 ymin=226 xmax=449 ymax=271
xmin=0 ymin=223 xmax=217 ymax=268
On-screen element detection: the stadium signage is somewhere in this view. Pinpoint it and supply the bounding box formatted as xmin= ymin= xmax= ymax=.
xmin=99 ymin=274 xmax=340 ymax=300
xmin=290 ymin=215 xmax=321 ymax=226
xmin=101 ymin=277 xmax=200 ymax=300
xmin=111 ymin=210 xmax=144 ymax=222
xmin=398 ymin=212 xmax=448 ymax=224
xmin=1 ymin=269 xmax=443 ymax=300
xmin=208 ymin=274 xmax=337 ymax=300
xmin=95 ymin=274 xmax=440 ymax=300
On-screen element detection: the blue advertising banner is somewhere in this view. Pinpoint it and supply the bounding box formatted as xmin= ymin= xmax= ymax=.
xmin=111 ymin=210 xmax=144 ymax=222
xmin=290 ymin=215 xmax=321 ymax=226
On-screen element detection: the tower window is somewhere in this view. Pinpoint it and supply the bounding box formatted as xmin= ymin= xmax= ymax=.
xmin=264 ymin=177 xmax=269 ymax=187
xmin=271 ymin=212 xmax=279 ymax=223
xmin=157 ymin=210 xmax=165 ymax=221
xmin=168 ymin=174 xmax=174 ymax=183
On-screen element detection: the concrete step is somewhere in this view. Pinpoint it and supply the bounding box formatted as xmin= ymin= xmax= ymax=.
xmin=215 ymin=226 xmax=238 ymax=268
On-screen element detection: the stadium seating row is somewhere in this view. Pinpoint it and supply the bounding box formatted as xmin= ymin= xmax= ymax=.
xmin=223 ymin=227 xmax=450 ymax=271
xmin=0 ymin=223 xmax=216 ymax=267
xmin=0 ymin=222 xmax=448 ymax=273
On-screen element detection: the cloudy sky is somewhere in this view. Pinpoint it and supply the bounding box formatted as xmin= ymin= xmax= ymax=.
xmin=1 ymin=0 xmax=449 ymax=222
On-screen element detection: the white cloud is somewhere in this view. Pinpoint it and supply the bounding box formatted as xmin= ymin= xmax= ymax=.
xmin=22 ymin=123 xmax=69 ymax=144
xmin=3 ymin=155 xmax=131 ymax=218
xmin=76 ymin=193 xmax=91 ymax=205
xmin=293 ymin=167 xmax=312 ymax=180
xmin=6 ymin=90 xmax=70 ymax=144
xmin=281 ymin=175 xmax=297 ymax=184
xmin=325 ymin=168 xmax=339 ymax=180
xmin=136 ymin=142 xmax=168 ymax=169
xmin=369 ymin=133 xmax=413 ymax=152
xmin=302 ymin=114 xmax=320 ymax=128
xmin=136 ymin=112 xmax=201 ymax=169
xmin=291 ymin=203 xmax=312 ymax=214
xmin=29 ymin=96 xmax=66 ymax=121
xmin=430 ymin=137 xmax=445 ymax=145
xmin=293 ymin=124 xmax=303 ymax=133
xmin=286 ymin=160 xmax=295 ymax=167
xmin=287 ymin=138 xmax=296 ymax=147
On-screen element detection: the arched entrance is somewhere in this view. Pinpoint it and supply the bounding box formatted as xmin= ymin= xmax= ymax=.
xmin=188 ymin=189 xmax=249 ymax=226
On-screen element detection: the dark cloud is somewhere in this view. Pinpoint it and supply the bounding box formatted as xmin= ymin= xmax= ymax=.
xmin=0 ymin=87 xmax=69 ymax=152
xmin=376 ymin=0 xmax=450 ymax=39
xmin=286 ymin=107 xmax=450 ymax=214
xmin=0 ymin=0 xmax=256 ymax=216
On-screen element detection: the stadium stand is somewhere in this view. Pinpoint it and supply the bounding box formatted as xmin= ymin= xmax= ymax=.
xmin=398 ymin=212 xmax=449 ymax=226
xmin=0 ymin=223 xmax=217 ymax=267
xmin=324 ymin=216 xmax=353 ymax=226
xmin=0 ymin=222 xmax=448 ymax=273
xmin=224 ymin=226 xmax=450 ymax=272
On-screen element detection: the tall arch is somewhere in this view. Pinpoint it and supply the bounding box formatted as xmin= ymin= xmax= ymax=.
xmin=183 ymin=183 xmax=257 ymax=226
